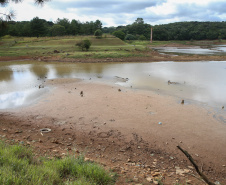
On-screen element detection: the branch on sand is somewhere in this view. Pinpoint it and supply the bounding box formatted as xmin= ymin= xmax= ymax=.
xmin=177 ymin=145 xmax=216 ymax=185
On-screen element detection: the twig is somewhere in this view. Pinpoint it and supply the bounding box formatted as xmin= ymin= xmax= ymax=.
xmin=177 ymin=145 xmax=215 ymax=185
xmin=187 ymin=173 xmax=205 ymax=183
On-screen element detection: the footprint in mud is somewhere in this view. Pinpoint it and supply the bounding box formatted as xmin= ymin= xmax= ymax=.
xmin=97 ymin=132 xmax=112 ymax=138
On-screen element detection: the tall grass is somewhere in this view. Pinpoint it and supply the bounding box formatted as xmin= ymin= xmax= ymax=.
xmin=0 ymin=140 xmax=115 ymax=185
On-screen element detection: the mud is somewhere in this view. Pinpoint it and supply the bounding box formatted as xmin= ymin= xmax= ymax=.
xmin=1 ymin=78 xmax=225 ymax=184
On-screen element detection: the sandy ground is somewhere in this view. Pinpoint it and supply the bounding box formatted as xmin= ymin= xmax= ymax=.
xmin=1 ymin=78 xmax=226 ymax=184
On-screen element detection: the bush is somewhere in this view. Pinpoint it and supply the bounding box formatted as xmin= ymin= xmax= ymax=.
xmin=94 ymin=29 xmax=103 ymax=38
xmin=112 ymin=30 xmax=125 ymax=40
xmin=139 ymin=35 xmax=146 ymax=40
xmin=76 ymin=39 xmax=92 ymax=51
xmin=125 ymin=34 xmax=137 ymax=41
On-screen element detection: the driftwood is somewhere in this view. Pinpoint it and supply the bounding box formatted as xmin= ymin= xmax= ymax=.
xmin=177 ymin=145 xmax=216 ymax=185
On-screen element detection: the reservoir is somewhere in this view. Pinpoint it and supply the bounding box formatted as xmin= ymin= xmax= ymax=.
xmin=0 ymin=60 xmax=226 ymax=110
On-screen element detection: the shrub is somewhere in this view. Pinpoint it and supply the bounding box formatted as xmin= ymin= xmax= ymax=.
xmin=125 ymin=34 xmax=137 ymax=41
xmin=112 ymin=30 xmax=125 ymax=40
xmin=139 ymin=35 xmax=146 ymax=40
xmin=94 ymin=29 xmax=103 ymax=38
xmin=76 ymin=39 xmax=92 ymax=51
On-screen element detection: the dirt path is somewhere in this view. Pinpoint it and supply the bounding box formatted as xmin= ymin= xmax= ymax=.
xmin=1 ymin=78 xmax=226 ymax=184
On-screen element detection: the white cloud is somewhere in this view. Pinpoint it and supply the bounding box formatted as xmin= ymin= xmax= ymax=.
xmin=1 ymin=0 xmax=226 ymax=27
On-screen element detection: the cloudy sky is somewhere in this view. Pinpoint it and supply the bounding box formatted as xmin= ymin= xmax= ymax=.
xmin=1 ymin=0 xmax=226 ymax=27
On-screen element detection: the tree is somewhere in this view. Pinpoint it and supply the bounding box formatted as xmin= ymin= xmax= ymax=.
xmin=94 ymin=29 xmax=102 ymax=38
xmin=50 ymin=24 xmax=66 ymax=36
xmin=0 ymin=0 xmax=50 ymax=21
xmin=125 ymin=34 xmax=136 ymax=40
xmin=112 ymin=30 xmax=125 ymax=40
xmin=30 ymin=17 xmax=47 ymax=37
xmin=94 ymin=20 xmax=102 ymax=30
xmin=70 ymin=19 xmax=81 ymax=35
xmin=139 ymin=35 xmax=146 ymax=40
xmin=55 ymin=18 xmax=71 ymax=35
xmin=76 ymin=39 xmax=92 ymax=51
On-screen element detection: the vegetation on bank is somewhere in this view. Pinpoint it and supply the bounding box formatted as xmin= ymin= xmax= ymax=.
xmin=0 ymin=140 xmax=115 ymax=185
xmin=1 ymin=35 xmax=226 ymax=60
xmin=0 ymin=35 xmax=152 ymax=59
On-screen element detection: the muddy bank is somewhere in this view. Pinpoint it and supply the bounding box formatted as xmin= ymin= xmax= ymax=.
xmin=1 ymin=79 xmax=226 ymax=184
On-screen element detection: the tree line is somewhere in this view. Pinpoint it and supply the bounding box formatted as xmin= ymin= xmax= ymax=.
xmin=0 ymin=17 xmax=102 ymax=37
xmin=108 ymin=18 xmax=226 ymax=41
xmin=1 ymin=16 xmax=226 ymax=41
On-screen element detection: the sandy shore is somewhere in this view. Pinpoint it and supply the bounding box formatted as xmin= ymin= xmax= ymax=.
xmin=1 ymin=78 xmax=226 ymax=184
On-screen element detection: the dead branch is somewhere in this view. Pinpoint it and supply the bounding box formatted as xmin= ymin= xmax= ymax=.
xmin=177 ymin=145 xmax=216 ymax=185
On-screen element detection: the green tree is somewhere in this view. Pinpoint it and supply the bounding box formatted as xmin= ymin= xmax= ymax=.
xmin=94 ymin=29 xmax=103 ymax=38
xmin=56 ymin=18 xmax=71 ymax=35
xmin=112 ymin=30 xmax=125 ymax=40
xmin=139 ymin=35 xmax=146 ymax=40
xmin=125 ymin=34 xmax=136 ymax=40
xmin=70 ymin=19 xmax=81 ymax=35
xmin=30 ymin=17 xmax=47 ymax=37
xmin=50 ymin=24 xmax=66 ymax=36
xmin=76 ymin=39 xmax=92 ymax=51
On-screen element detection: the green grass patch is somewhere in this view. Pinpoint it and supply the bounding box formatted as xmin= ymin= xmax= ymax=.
xmin=0 ymin=140 xmax=115 ymax=185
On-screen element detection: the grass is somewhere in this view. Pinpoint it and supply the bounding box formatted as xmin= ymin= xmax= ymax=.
xmin=0 ymin=35 xmax=151 ymax=59
xmin=1 ymin=35 xmax=225 ymax=59
xmin=0 ymin=140 xmax=116 ymax=185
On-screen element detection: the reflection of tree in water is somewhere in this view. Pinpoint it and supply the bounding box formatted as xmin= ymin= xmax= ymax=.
xmin=0 ymin=68 xmax=13 ymax=82
xmin=54 ymin=63 xmax=107 ymax=78
xmin=73 ymin=63 xmax=108 ymax=75
xmin=31 ymin=64 xmax=49 ymax=79
xmin=54 ymin=65 xmax=75 ymax=77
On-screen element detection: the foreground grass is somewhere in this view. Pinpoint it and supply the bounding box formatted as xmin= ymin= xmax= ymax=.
xmin=0 ymin=140 xmax=115 ymax=185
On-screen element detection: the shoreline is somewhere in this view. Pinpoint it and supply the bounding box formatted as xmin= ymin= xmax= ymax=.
xmin=1 ymin=78 xmax=226 ymax=184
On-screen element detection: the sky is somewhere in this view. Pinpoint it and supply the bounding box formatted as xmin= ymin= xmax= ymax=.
xmin=1 ymin=0 xmax=226 ymax=27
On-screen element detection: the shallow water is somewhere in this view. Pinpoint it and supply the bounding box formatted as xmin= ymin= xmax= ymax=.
xmin=154 ymin=45 xmax=226 ymax=55
xmin=0 ymin=60 xmax=226 ymax=109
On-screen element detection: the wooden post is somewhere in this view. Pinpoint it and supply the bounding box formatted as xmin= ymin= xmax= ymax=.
xmin=150 ymin=27 xmax=153 ymax=43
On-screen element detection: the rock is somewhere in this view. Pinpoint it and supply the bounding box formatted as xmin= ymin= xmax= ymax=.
xmin=152 ymin=172 xmax=161 ymax=177
xmin=175 ymin=167 xmax=185 ymax=176
xmin=153 ymin=180 xmax=159 ymax=184
xmin=146 ymin=177 xmax=153 ymax=182
xmin=15 ymin=130 xmax=23 ymax=133
xmin=186 ymin=180 xmax=192 ymax=184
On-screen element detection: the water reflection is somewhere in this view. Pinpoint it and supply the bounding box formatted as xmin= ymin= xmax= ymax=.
xmin=154 ymin=45 xmax=226 ymax=55
xmin=0 ymin=68 xmax=13 ymax=82
xmin=0 ymin=60 xmax=226 ymax=109
xmin=0 ymin=88 xmax=48 ymax=109
xmin=31 ymin=64 xmax=49 ymax=79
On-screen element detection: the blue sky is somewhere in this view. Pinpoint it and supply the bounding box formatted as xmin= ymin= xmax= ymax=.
xmin=1 ymin=0 xmax=226 ymax=27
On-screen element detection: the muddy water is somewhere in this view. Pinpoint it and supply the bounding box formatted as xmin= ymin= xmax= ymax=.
xmin=0 ymin=61 xmax=226 ymax=110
